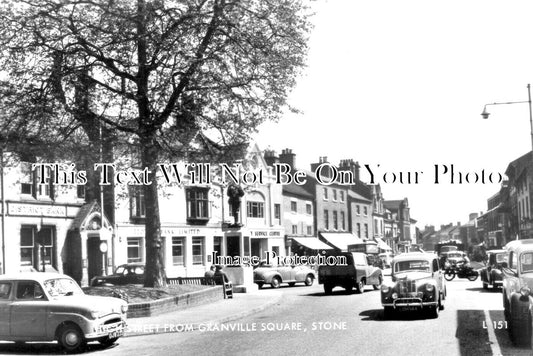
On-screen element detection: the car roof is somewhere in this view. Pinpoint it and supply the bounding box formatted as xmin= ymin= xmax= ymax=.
xmin=487 ymin=249 xmax=507 ymax=254
xmin=505 ymin=239 xmax=533 ymax=254
xmin=392 ymin=252 xmax=436 ymax=263
xmin=0 ymin=272 xmax=72 ymax=283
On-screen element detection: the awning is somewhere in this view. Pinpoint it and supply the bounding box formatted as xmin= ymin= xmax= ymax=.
xmin=320 ymin=233 xmax=364 ymax=251
xmin=292 ymin=237 xmax=333 ymax=250
xmin=375 ymin=237 xmax=392 ymax=251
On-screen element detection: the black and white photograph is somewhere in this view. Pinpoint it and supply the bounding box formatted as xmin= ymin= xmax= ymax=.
xmin=0 ymin=0 xmax=532 ymax=355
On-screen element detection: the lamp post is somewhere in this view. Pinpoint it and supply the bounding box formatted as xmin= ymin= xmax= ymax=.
xmin=481 ymin=84 xmax=533 ymax=151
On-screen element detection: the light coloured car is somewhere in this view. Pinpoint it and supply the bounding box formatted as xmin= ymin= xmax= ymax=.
xmin=254 ymin=261 xmax=316 ymax=288
xmin=0 ymin=273 xmax=128 ymax=352
xmin=381 ymin=252 xmax=446 ymax=318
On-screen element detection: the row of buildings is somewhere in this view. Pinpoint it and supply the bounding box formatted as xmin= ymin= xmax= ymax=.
xmin=419 ymin=150 xmax=533 ymax=255
xmin=0 ymin=143 xmax=417 ymax=285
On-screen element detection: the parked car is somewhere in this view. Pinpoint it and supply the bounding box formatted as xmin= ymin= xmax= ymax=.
xmin=0 ymin=273 xmax=127 ymax=352
xmin=502 ymin=239 xmax=533 ymax=345
xmin=381 ymin=252 xmax=446 ymax=318
xmin=253 ymin=260 xmax=315 ymax=289
xmin=90 ymin=263 xmax=145 ymax=286
xmin=480 ymin=249 xmax=507 ymax=290
xmin=318 ymin=252 xmax=382 ymax=294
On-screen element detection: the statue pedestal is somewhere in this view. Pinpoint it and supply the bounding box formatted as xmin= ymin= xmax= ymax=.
xmin=224 ymin=266 xmax=258 ymax=293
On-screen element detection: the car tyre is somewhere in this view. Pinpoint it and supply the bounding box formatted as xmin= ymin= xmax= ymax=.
xmin=271 ymin=277 xmax=281 ymax=289
xmin=467 ymin=274 xmax=478 ymax=282
xmin=256 ymin=282 xmax=264 ymax=289
xmin=304 ymin=275 xmax=314 ymax=286
xmin=57 ymin=324 xmax=86 ymax=353
xmin=373 ymin=276 xmax=383 ymax=290
xmin=356 ymin=279 xmax=365 ymax=294
xmin=510 ymin=300 xmax=529 ymax=346
xmin=444 ymin=270 xmax=455 ymax=281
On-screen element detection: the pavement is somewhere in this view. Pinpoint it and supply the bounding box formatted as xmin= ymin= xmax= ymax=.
xmin=124 ymin=289 xmax=283 ymax=338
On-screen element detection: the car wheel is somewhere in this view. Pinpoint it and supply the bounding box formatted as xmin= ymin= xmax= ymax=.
xmin=98 ymin=336 xmax=118 ymax=348
xmin=356 ymin=279 xmax=365 ymax=294
xmin=288 ymin=282 xmax=296 ymax=287
xmin=467 ymin=274 xmax=478 ymax=282
xmin=510 ymin=300 xmax=529 ymax=346
xmin=57 ymin=324 xmax=86 ymax=353
xmin=304 ymin=274 xmax=314 ymax=286
xmin=256 ymin=282 xmax=264 ymax=289
xmin=271 ymin=277 xmax=281 ymax=289
xmin=373 ymin=276 xmax=383 ymax=290
xmin=324 ymin=283 xmax=333 ymax=295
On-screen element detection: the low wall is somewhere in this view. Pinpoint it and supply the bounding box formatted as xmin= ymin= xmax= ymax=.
xmin=127 ymin=286 xmax=224 ymax=318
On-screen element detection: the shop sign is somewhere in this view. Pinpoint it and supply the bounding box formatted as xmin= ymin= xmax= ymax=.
xmin=8 ymin=203 xmax=66 ymax=217
xmin=250 ymin=229 xmax=283 ymax=238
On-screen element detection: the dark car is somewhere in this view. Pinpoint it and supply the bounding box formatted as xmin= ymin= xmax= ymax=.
xmin=90 ymin=263 xmax=145 ymax=286
xmin=480 ymin=249 xmax=507 ymax=290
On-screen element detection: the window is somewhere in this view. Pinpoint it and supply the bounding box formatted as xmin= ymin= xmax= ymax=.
xmin=306 ymin=203 xmax=312 ymax=215
xmin=341 ymin=211 xmax=345 ymax=230
xmin=333 ymin=211 xmax=338 ymax=230
xmin=20 ymin=163 xmax=33 ymax=195
xmin=214 ymin=236 xmax=222 ymax=258
xmin=247 ymin=201 xmax=264 ymax=218
xmin=274 ymin=204 xmax=281 ymax=219
xmin=292 ymin=225 xmax=298 ymax=234
xmin=0 ymin=282 xmax=11 ymax=300
xmin=77 ymin=185 xmax=85 ymax=199
xmin=16 ymin=281 xmax=44 ymax=300
xmin=130 ymin=186 xmax=146 ymax=218
xmin=186 ymin=187 xmax=210 ymax=221
xmin=291 ymin=201 xmax=297 ymax=213
xmin=127 ymin=238 xmax=143 ymax=263
xmin=363 ymin=206 xmax=368 ymax=216
xmin=172 ymin=237 xmax=185 ymax=266
xmin=333 ymin=190 xmax=337 ymax=201
xmin=192 ymin=237 xmax=204 ymax=265
xmin=306 ymin=226 xmax=312 ymax=235
xmin=20 ymin=225 xmax=55 ymax=268
xmin=357 ymin=223 xmax=361 ymax=238
xmin=323 ymin=188 xmax=328 ymax=200
xmin=340 ymin=191 xmax=345 ymax=202
xmin=324 ymin=210 xmax=329 ymax=230
xmin=364 ymin=224 xmax=369 ymax=238
xmin=356 ymin=205 xmax=360 ymax=215
xmin=20 ymin=163 xmax=53 ymax=199
xmin=36 ymin=166 xmax=52 ymax=198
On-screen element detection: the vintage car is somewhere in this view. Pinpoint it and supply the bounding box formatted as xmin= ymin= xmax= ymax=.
xmin=253 ymin=260 xmax=316 ymax=288
xmin=381 ymin=252 xmax=446 ymax=318
xmin=90 ymin=263 xmax=145 ymax=286
xmin=0 ymin=273 xmax=127 ymax=352
xmin=502 ymin=239 xmax=533 ymax=345
xmin=480 ymin=249 xmax=507 ymax=290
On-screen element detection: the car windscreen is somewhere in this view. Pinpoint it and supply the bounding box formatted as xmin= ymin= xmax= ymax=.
xmin=395 ymin=260 xmax=430 ymax=273
xmin=520 ymin=252 xmax=533 ymax=273
xmin=495 ymin=253 xmax=507 ymax=263
xmin=44 ymin=278 xmax=84 ymax=297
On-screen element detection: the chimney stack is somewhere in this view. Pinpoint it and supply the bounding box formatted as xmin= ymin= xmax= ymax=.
xmin=263 ymin=149 xmax=279 ymax=167
xmin=279 ymin=148 xmax=296 ymax=169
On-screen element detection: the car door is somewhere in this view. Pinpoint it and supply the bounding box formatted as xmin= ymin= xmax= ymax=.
xmin=10 ymin=281 xmax=48 ymax=337
xmin=277 ymin=262 xmax=293 ymax=282
xmin=0 ymin=281 xmax=13 ymax=336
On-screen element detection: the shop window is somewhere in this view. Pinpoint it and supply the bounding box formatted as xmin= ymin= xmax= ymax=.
xmin=192 ymin=237 xmax=204 ymax=265
xmin=214 ymin=236 xmax=222 ymax=258
xmin=20 ymin=225 xmax=55 ymax=269
xmin=127 ymin=237 xmax=143 ymax=263
xmin=172 ymin=237 xmax=185 ymax=266
xmin=186 ymin=187 xmax=210 ymax=223
xmin=247 ymin=201 xmax=264 ymax=218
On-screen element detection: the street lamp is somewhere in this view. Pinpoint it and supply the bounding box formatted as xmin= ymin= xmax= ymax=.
xmin=481 ymin=84 xmax=533 ymax=151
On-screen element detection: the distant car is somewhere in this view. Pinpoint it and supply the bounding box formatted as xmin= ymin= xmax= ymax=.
xmin=381 ymin=252 xmax=446 ymax=318
xmin=0 ymin=273 xmax=127 ymax=352
xmin=480 ymin=249 xmax=507 ymax=290
xmin=379 ymin=253 xmax=394 ymax=268
xmin=90 ymin=263 xmax=145 ymax=286
xmin=253 ymin=261 xmax=316 ymax=289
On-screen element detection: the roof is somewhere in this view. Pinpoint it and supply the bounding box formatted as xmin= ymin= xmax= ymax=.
xmin=505 ymin=151 xmax=532 ymax=180
xmin=0 ymin=272 xmax=68 ymax=282
xmin=392 ymin=252 xmax=437 ymax=263
xmin=283 ymin=181 xmax=314 ymax=199
xmin=347 ymin=190 xmax=371 ymax=203
xmin=70 ymin=201 xmax=99 ymax=231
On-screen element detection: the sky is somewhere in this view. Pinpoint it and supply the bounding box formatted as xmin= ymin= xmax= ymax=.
xmin=253 ymin=0 xmax=533 ymax=228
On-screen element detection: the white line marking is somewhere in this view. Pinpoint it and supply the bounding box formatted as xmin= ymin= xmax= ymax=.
xmin=484 ymin=309 xmax=502 ymax=356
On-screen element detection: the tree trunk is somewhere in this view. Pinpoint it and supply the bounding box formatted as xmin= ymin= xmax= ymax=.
xmin=141 ymin=134 xmax=166 ymax=288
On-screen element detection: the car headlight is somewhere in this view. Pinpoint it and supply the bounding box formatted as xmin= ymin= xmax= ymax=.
xmin=391 ymin=292 xmax=398 ymax=299
xmin=381 ymin=285 xmax=390 ymax=293
xmin=90 ymin=310 xmax=100 ymax=319
xmin=121 ymin=304 xmax=128 ymax=313
xmin=520 ymin=286 xmax=531 ymax=297
xmin=426 ymin=283 xmax=434 ymax=292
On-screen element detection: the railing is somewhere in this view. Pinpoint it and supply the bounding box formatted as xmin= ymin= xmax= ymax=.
xmin=166 ymin=276 xmax=233 ymax=299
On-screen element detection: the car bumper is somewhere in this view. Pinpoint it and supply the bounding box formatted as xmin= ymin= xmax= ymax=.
xmin=383 ymin=298 xmax=438 ymax=309
xmin=84 ymin=319 xmax=127 ymax=340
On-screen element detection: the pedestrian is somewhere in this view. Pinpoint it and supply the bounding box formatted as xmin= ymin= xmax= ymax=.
xmin=214 ymin=265 xmax=233 ymax=298
xmin=204 ymin=265 xmax=216 ymax=278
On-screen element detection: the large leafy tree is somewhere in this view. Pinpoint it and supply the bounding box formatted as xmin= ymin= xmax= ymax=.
xmin=0 ymin=0 xmax=312 ymax=287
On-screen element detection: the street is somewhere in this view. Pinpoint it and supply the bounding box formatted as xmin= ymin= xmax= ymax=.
xmin=0 ymin=276 xmax=531 ymax=356
xmin=4 ymin=276 xmax=530 ymax=356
